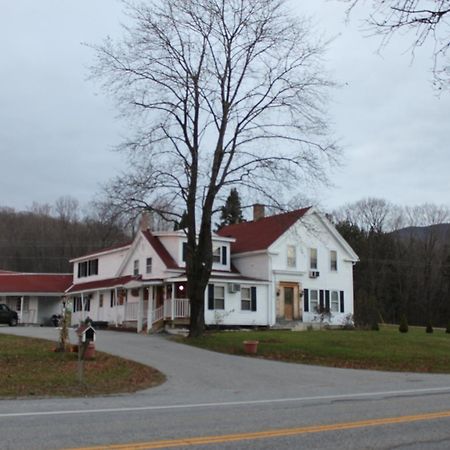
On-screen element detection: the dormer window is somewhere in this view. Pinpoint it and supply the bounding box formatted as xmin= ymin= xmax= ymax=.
xmin=212 ymin=245 xmax=228 ymax=265
xmin=78 ymin=259 xmax=98 ymax=278
xmin=287 ymin=245 xmax=296 ymax=268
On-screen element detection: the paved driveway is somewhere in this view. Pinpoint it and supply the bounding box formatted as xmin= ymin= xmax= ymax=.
xmin=2 ymin=326 xmax=450 ymax=450
xmin=1 ymin=325 xmax=449 ymax=409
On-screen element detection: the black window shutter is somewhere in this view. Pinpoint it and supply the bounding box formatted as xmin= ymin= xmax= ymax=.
xmin=208 ymin=284 xmax=214 ymax=310
xmin=251 ymin=286 xmax=257 ymax=311
xmin=319 ymin=290 xmax=324 ymax=309
xmin=340 ymin=291 xmax=345 ymax=313
xmin=303 ymin=289 xmax=309 ymax=312
xmin=325 ymin=290 xmax=330 ymax=309
xmin=222 ymin=246 xmax=227 ymax=265
xmin=182 ymin=242 xmax=187 ymax=262
xmin=73 ymin=299 xmax=76 ymax=313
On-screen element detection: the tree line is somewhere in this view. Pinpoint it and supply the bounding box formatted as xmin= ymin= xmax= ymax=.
xmin=0 ymin=197 xmax=129 ymax=273
xmin=332 ymin=198 xmax=450 ymax=327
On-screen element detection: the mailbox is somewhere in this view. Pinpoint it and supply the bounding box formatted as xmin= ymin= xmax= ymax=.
xmin=76 ymin=324 xmax=96 ymax=343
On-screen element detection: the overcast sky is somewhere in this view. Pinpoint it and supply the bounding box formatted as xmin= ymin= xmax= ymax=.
xmin=1 ymin=0 xmax=448 ymax=214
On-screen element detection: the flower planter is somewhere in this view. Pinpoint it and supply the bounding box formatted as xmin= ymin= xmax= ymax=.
xmin=243 ymin=340 xmax=259 ymax=354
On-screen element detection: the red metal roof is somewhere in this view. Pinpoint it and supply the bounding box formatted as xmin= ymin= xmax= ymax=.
xmin=66 ymin=275 xmax=138 ymax=293
xmin=0 ymin=273 xmax=73 ymax=294
xmin=217 ymin=207 xmax=311 ymax=253
xmin=141 ymin=230 xmax=179 ymax=269
xmin=70 ymin=241 xmax=132 ymax=261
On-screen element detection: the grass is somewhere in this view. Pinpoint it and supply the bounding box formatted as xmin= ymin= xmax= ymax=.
xmin=0 ymin=334 xmax=165 ymax=398
xmin=179 ymin=326 xmax=450 ymax=373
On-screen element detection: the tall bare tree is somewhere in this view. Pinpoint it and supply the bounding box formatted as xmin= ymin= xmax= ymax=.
xmin=92 ymin=0 xmax=337 ymax=336
xmin=343 ymin=0 xmax=450 ymax=90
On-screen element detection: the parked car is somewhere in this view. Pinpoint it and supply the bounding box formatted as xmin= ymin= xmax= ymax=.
xmin=0 ymin=304 xmax=18 ymax=326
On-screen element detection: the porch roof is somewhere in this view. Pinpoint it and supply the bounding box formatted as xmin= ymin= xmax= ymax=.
xmin=0 ymin=273 xmax=72 ymax=294
xmin=66 ymin=275 xmax=139 ymax=294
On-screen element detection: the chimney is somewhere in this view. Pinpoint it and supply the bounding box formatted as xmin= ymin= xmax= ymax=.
xmin=253 ymin=203 xmax=265 ymax=221
xmin=139 ymin=212 xmax=153 ymax=231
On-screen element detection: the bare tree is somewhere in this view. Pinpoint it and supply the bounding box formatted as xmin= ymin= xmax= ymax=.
xmin=92 ymin=0 xmax=337 ymax=336
xmin=343 ymin=0 xmax=450 ymax=90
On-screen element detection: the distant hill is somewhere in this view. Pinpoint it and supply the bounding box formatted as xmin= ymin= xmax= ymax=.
xmin=391 ymin=223 xmax=450 ymax=242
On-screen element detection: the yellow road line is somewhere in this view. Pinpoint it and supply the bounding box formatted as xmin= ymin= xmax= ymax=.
xmin=66 ymin=410 xmax=450 ymax=450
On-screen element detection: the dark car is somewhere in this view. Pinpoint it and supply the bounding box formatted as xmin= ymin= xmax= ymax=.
xmin=0 ymin=304 xmax=18 ymax=326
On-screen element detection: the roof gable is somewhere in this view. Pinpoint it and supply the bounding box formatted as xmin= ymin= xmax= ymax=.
xmin=141 ymin=230 xmax=179 ymax=269
xmin=218 ymin=207 xmax=311 ymax=253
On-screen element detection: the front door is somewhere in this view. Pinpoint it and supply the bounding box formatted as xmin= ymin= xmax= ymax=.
xmin=284 ymin=287 xmax=294 ymax=320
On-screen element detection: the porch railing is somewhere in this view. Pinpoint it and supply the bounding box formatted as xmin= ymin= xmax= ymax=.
xmin=152 ymin=305 xmax=164 ymax=324
xmin=163 ymin=298 xmax=190 ymax=320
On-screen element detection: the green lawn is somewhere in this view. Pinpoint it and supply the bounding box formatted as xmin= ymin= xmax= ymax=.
xmin=0 ymin=334 xmax=165 ymax=398
xmin=180 ymin=326 xmax=450 ymax=373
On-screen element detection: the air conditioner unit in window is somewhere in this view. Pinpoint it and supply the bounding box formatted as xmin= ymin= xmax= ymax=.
xmin=309 ymin=270 xmax=320 ymax=278
xmin=228 ymin=283 xmax=241 ymax=293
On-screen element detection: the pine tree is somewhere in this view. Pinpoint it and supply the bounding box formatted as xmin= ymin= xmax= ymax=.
xmin=399 ymin=314 xmax=409 ymax=333
xmin=174 ymin=211 xmax=188 ymax=231
xmin=217 ymin=189 xmax=244 ymax=229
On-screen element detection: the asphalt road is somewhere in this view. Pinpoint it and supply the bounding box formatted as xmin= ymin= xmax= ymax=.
xmin=1 ymin=326 xmax=450 ymax=449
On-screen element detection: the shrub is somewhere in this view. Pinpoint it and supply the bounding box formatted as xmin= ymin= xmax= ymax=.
xmin=426 ymin=322 xmax=433 ymax=334
xmin=399 ymin=315 xmax=409 ymax=333
xmin=446 ymin=321 xmax=450 ymax=334
xmin=371 ymin=320 xmax=380 ymax=331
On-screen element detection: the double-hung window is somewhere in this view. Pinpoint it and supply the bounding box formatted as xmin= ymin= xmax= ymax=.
xmin=208 ymin=284 xmax=225 ymax=310
xmin=146 ymin=257 xmax=152 ymax=274
xmin=330 ymin=250 xmax=337 ymax=271
xmin=133 ymin=260 xmax=139 ymax=276
xmin=241 ymin=287 xmax=251 ymax=311
xmin=310 ymin=248 xmax=318 ymax=270
xmin=287 ymin=245 xmax=296 ymax=268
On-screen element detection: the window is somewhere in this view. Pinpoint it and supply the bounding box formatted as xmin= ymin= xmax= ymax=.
xmin=241 ymin=286 xmax=257 ymax=311
xmin=330 ymin=250 xmax=337 ymax=271
xmin=287 ymin=245 xmax=296 ymax=267
xmin=309 ymin=289 xmax=318 ymax=312
xmin=310 ymin=248 xmax=318 ymax=270
xmin=78 ymin=259 xmax=98 ymax=278
xmin=110 ymin=290 xmax=115 ymax=308
xmin=133 ymin=260 xmax=139 ymax=276
xmin=212 ymin=246 xmax=221 ymax=263
xmin=331 ymin=290 xmax=339 ymax=312
xmin=146 ymin=257 xmax=153 ymax=274
xmin=241 ymin=287 xmax=251 ymax=310
xmin=73 ymin=296 xmax=82 ymax=312
xmin=208 ymin=284 xmax=225 ymax=310
xmin=182 ymin=242 xmax=188 ymax=262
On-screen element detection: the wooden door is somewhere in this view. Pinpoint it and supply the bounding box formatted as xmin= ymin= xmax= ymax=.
xmin=284 ymin=286 xmax=294 ymax=320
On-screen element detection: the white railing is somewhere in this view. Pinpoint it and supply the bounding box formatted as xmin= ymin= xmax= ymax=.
xmin=173 ymin=298 xmax=190 ymax=318
xmin=152 ymin=305 xmax=164 ymax=324
xmin=124 ymin=302 xmax=139 ymax=321
xmin=163 ymin=298 xmax=190 ymax=319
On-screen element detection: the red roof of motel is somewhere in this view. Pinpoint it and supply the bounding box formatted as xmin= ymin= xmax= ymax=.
xmin=66 ymin=275 xmax=138 ymax=293
xmin=217 ymin=207 xmax=311 ymax=254
xmin=0 ymin=273 xmax=73 ymax=294
xmin=141 ymin=230 xmax=179 ymax=269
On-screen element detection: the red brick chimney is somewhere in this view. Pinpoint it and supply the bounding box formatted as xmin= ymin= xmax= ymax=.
xmin=253 ymin=203 xmax=265 ymax=221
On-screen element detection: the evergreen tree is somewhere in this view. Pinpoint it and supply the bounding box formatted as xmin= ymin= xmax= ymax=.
xmin=174 ymin=211 xmax=188 ymax=231
xmin=217 ymin=189 xmax=244 ymax=230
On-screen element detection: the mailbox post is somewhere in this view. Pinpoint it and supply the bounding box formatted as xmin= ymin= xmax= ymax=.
xmin=76 ymin=323 xmax=96 ymax=383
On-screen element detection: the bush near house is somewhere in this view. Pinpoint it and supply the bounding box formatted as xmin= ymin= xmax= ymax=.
xmin=180 ymin=326 xmax=450 ymax=373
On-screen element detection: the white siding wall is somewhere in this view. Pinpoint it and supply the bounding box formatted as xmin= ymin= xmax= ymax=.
xmin=121 ymin=236 xmax=167 ymax=279
xmin=73 ymin=249 xmax=129 ymax=283
xmin=204 ymin=283 xmax=270 ymax=326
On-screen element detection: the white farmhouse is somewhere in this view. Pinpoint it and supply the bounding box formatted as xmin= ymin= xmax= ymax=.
xmin=65 ymin=205 xmax=358 ymax=331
